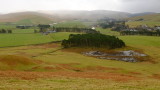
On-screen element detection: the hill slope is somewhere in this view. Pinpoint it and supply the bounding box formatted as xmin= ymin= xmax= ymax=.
xmin=40 ymin=10 xmax=131 ymax=21
xmin=126 ymin=13 xmax=160 ymax=27
xmin=0 ymin=12 xmax=54 ymax=24
xmin=128 ymin=13 xmax=160 ymax=21
xmin=129 ymin=12 xmax=156 ymax=17
xmin=0 ymin=10 xmax=157 ymax=25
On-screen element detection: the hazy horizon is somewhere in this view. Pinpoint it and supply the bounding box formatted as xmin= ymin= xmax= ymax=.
xmin=0 ymin=0 xmax=160 ymax=14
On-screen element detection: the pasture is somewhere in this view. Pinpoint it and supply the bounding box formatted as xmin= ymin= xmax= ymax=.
xmin=0 ymin=27 xmax=77 ymax=47
xmin=0 ymin=25 xmax=160 ymax=89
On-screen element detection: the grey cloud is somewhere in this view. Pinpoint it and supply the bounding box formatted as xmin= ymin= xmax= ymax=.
xmin=0 ymin=0 xmax=160 ymax=13
xmin=119 ymin=0 xmax=160 ymax=13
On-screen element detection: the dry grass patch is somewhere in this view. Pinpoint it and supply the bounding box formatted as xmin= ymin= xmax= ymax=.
xmin=0 ymin=71 xmax=140 ymax=82
xmin=0 ymin=55 xmax=36 ymax=66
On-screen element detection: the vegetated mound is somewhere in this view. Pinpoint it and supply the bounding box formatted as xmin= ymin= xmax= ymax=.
xmin=0 ymin=12 xmax=54 ymax=24
xmin=128 ymin=13 xmax=160 ymax=22
xmin=0 ymin=55 xmax=36 ymax=66
xmin=62 ymin=34 xmax=125 ymax=49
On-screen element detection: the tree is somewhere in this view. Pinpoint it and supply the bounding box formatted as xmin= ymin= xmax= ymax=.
xmin=1 ymin=29 xmax=6 ymax=33
xmin=38 ymin=24 xmax=50 ymax=33
xmin=7 ymin=30 xmax=12 ymax=33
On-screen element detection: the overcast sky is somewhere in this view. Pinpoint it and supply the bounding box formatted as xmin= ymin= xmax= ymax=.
xmin=0 ymin=0 xmax=160 ymax=13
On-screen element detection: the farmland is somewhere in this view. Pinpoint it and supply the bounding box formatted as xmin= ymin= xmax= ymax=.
xmin=0 ymin=26 xmax=80 ymax=47
xmin=0 ymin=24 xmax=160 ymax=89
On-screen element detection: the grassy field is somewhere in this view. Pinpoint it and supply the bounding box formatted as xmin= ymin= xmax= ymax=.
xmin=0 ymin=26 xmax=160 ymax=89
xmin=96 ymin=28 xmax=120 ymax=36
xmin=0 ymin=35 xmax=160 ymax=89
xmin=0 ymin=22 xmax=86 ymax=48
xmin=54 ymin=21 xmax=87 ymax=28
xmin=0 ymin=24 xmax=16 ymax=29
xmin=0 ymin=32 xmax=75 ymax=47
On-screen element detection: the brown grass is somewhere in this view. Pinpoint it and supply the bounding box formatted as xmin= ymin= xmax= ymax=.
xmin=128 ymin=72 xmax=142 ymax=75
xmin=55 ymin=63 xmax=122 ymax=72
xmin=151 ymin=74 xmax=160 ymax=80
xmin=0 ymin=71 xmax=140 ymax=82
xmin=0 ymin=55 xmax=36 ymax=66
xmin=17 ymin=43 xmax=60 ymax=50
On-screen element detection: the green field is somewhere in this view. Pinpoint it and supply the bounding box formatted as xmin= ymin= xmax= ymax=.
xmin=0 ymin=22 xmax=87 ymax=47
xmin=54 ymin=21 xmax=87 ymax=28
xmin=0 ymin=25 xmax=160 ymax=89
xmin=0 ymin=29 xmax=76 ymax=47
xmin=0 ymin=25 xmax=16 ymax=29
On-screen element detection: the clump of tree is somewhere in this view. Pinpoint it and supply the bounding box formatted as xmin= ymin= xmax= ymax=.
xmin=0 ymin=29 xmax=12 ymax=34
xmin=136 ymin=18 xmax=144 ymax=21
xmin=38 ymin=24 xmax=51 ymax=33
xmin=98 ymin=18 xmax=128 ymax=31
xmin=62 ymin=33 xmax=125 ymax=49
xmin=55 ymin=27 xmax=99 ymax=34
xmin=7 ymin=30 xmax=12 ymax=33
xmin=120 ymin=30 xmax=160 ymax=36
xmin=16 ymin=25 xmax=33 ymax=29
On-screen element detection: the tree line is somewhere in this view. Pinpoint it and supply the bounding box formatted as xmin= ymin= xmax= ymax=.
xmin=0 ymin=29 xmax=12 ymax=34
xmin=37 ymin=24 xmax=99 ymax=34
xmin=55 ymin=27 xmax=99 ymax=34
xmin=62 ymin=33 xmax=125 ymax=49
xmin=120 ymin=30 xmax=160 ymax=36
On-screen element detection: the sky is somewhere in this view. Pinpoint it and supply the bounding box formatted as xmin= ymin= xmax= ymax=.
xmin=0 ymin=0 xmax=160 ymax=13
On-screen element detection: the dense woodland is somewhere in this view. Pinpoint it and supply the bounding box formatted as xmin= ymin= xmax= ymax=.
xmin=62 ymin=33 xmax=125 ymax=49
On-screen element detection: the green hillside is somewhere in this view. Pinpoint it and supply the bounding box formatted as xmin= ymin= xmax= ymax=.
xmin=0 ymin=12 xmax=54 ymax=25
xmin=127 ymin=13 xmax=160 ymax=27
xmin=128 ymin=13 xmax=160 ymax=21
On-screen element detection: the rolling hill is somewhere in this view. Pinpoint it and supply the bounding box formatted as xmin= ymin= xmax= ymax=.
xmin=129 ymin=12 xmax=156 ymax=17
xmin=128 ymin=13 xmax=160 ymax=21
xmin=0 ymin=12 xmax=54 ymax=25
xmin=0 ymin=10 xmax=157 ymax=25
xmin=0 ymin=10 xmax=131 ymax=24
xmin=40 ymin=10 xmax=131 ymax=21
xmin=127 ymin=13 xmax=160 ymax=27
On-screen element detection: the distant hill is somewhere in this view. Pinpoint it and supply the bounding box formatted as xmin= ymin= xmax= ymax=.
xmin=128 ymin=13 xmax=160 ymax=21
xmin=129 ymin=12 xmax=156 ymax=17
xmin=0 ymin=12 xmax=54 ymax=25
xmin=0 ymin=10 xmax=157 ymax=25
xmin=40 ymin=10 xmax=131 ymax=21
xmin=126 ymin=13 xmax=160 ymax=27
